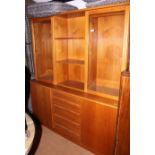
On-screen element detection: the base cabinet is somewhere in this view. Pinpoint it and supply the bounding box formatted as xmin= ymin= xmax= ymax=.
xmin=31 ymin=82 xmax=53 ymax=129
xmin=81 ymin=100 xmax=118 ymax=155
xmin=31 ymin=81 xmax=118 ymax=155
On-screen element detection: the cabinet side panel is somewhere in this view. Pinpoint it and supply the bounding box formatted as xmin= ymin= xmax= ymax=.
xmin=115 ymin=72 xmax=130 ymax=155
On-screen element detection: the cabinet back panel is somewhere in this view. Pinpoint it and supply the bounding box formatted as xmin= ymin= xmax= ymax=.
xmin=55 ymin=39 xmax=85 ymax=61
xmin=55 ymin=40 xmax=68 ymax=61
xmin=89 ymin=12 xmax=125 ymax=89
xmin=54 ymin=13 xmax=85 ymax=38
xmin=68 ymin=64 xmax=84 ymax=83
xmin=68 ymin=14 xmax=85 ymax=38
xmin=68 ymin=39 xmax=85 ymax=60
xmin=54 ymin=16 xmax=68 ymax=38
xmin=56 ymin=63 xmax=68 ymax=83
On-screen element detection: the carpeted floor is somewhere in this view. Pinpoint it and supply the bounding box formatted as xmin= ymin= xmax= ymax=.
xmin=34 ymin=126 xmax=94 ymax=155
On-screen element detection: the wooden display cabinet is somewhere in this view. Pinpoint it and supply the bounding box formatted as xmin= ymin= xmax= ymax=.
xmin=53 ymin=11 xmax=86 ymax=91
xmin=30 ymin=3 xmax=130 ymax=155
xmin=31 ymin=17 xmax=53 ymax=83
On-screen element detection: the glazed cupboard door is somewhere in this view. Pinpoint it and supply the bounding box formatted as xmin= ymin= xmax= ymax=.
xmin=31 ymin=81 xmax=53 ymax=129
xmin=31 ymin=17 xmax=53 ymax=83
xmin=81 ymin=100 xmax=118 ymax=155
xmin=87 ymin=6 xmax=129 ymax=100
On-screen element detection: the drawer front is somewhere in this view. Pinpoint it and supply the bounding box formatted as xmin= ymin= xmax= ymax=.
xmin=53 ymin=114 xmax=81 ymax=135
xmin=53 ymin=97 xmax=80 ymax=113
xmin=53 ymin=104 xmax=81 ymax=123
xmin=52 ymin=90 xmax=82 ymax=142
xmin=53 ymin=90 xmax=82 ymax=106
xmin=53 ymin=122 xmax=81 ymax=143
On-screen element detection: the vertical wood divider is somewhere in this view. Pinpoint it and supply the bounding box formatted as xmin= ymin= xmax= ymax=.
xmin=114 ymin=71 xmax=130 ymax=155
xmin=84 ymin=12 xmax=89 ymax=92
xmin=121 ymin=6 xmax=130 ymax=71
xmin=31 ymin=20 xmax=38 ymax=80
xmin=52 ymin=17 xmax=57 ymax=85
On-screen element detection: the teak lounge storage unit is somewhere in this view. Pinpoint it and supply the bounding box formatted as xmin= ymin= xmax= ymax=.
xmin=30 ymin=2 xmax=130 ymax=155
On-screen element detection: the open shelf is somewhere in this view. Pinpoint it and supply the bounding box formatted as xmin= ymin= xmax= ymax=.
xmin=88 ymin=11 xmax=125 ymax=98
xmin=37 ymin=70 xmax=53 ymax=82
xmin=54 ymin=12 xmax=86 ymax=90
xmin=58 ymin=80 xmax=84 ymax=90
xmin=88 ymin=83 xmax=119 ymax=97
xmin=38 ymin=75 xmax=53 ymax=81
xmin=56 ymin=59 xmax=84 ymax=65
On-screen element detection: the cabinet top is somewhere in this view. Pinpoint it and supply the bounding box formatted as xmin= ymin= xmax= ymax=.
xmin=31 ymin=80 xmax=118 ymax=108
xmin=31 ymin=2 xmax=130 ymax=21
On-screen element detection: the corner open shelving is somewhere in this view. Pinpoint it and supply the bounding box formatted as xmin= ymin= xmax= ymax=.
xmin=53 ymin=11 xmax=86 ymax=91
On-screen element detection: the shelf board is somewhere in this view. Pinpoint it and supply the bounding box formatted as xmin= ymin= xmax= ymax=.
xmin=58 ymin=80 xmax=84 ymax=90
xmin=88 ymin=84 xmax=119 ymax=97
xmin=38 ymin=75 xmax=53 ymax=81
xmin=38 ymin=70 xmax=53 ymax=82
xmin=56 ymin=59 xmax=84 ymax=65
xmin=55 ymin=37 xmax=84 ymax=40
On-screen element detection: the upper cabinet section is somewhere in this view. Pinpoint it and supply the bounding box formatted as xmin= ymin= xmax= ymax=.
xmin=31 ymin=18 xmax=53 ymax=83
xmin=31 ymin=3 xmax=129 ymax=100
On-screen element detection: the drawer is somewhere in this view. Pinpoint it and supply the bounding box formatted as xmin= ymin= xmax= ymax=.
xmin=53 ymin=123 xmax=80 ymax=143
xmin=53 ymin=90 xmax=82 ymax=105
xmin=53 ymin=104 xmax=81 ymax=123
xmin=53 ymin=97 xmax=81 ymax=113
xmin=53 ymin=114 xmax=81 ymax=135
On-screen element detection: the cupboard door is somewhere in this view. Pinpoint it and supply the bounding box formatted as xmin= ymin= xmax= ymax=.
xmin=31 ymin=82 xmax=52 ymax=129
xmin=81 ymin=100 xmax=118 ymax=155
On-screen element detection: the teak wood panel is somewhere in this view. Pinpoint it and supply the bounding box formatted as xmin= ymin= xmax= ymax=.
xmin=55 ymin=63 xmax=68 ymax=83
xmin=55 ymin=39 xmax=68 ymax=61
xmin=56 ymin=63 xmax=84 ymax=84
xmin=54 ymin=16 xmax=67 ymax=38
xmin=88 ymin=12 xmax=125 ymax=90
xmin=68 ymin=64 xmax=84 ymax=82
xmin=30 ymin=82 xmax=52 ymax=129
xmin=55 ymin=39 xmax=85 ymax=62
xmin=67 ymin=39 xmax=85 ymax=61
xmin=81 ymin=100 xmax=118 ymax=155
xmin=54 ymin=12 xmax=85 ymax=38
xmin=115 ymin=71 xmax=130 ymax=155
xmin=32 ymin=20 xmax=53 ymax=83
